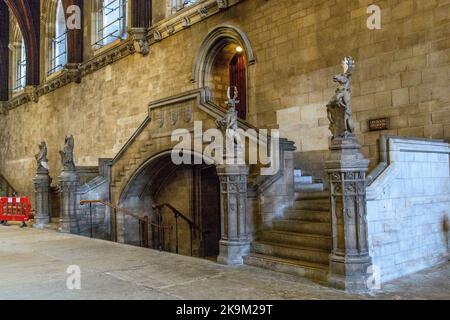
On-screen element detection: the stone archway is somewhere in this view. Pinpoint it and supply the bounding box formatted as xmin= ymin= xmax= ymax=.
xmin=192 ymin=24 xmax=256 ymax=120
xmin=118 ymin=150 xmax=222 ymax=258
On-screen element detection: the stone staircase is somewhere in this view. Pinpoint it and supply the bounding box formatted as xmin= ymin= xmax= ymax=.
xmin=111 ymin=140 xmax=154 ymax=188
xmin=244 ymin=169 xmax=332 ymax=282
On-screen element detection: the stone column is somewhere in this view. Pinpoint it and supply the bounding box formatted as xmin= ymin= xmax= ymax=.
xmin=216 ymin=164 xmax=250 ymax=265
xmin=33 ymin=172 xmax=51 ymax=228
xmin=325 ymin=136 xmax=372 ymax=292
xmin=59 ymin=170 xmax=79 ymax=233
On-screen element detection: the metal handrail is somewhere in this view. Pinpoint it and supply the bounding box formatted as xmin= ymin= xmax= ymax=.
xmin=152 ymin=203 xmax=206 ymax=256
xmin=80 ymin=200 xmax=171 ymax=248
xmin=0 ymin=174 xmax=16 ymax=197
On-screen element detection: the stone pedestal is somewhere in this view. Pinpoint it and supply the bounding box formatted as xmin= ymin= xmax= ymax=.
xmin=59 ymin=171 xmax=79 ymax=233
xmin=216 ymin=164 xmax=250 ymax=265
xmin=325 ymin=136 xmax=373 ymax=292
xmin=33 ymin=171 xmax=51 ymax=228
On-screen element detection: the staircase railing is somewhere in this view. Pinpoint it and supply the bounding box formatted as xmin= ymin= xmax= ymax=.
xmin=80 ymin=200 xmax=171 ymax=248
xmin=152 ymin=203 xmax=206 ymax=257
xmin=0 ymin=174 xmax=16 ymax=197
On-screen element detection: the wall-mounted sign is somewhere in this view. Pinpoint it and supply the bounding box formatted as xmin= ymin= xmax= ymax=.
xmin=369 ymin=118 xmax=390 ymax=131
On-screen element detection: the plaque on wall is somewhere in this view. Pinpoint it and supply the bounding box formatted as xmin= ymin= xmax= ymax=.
xmin=369 ymin=118 xmax=390 ymax=131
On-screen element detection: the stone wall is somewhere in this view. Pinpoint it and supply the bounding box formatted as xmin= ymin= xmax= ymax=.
xmin=366 ymin=136 xmax=450 ymax=283
xmin=1 ymin=0 xmax=450 ymax=201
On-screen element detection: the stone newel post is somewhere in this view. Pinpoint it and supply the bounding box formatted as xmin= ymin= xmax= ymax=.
xmin=325 ymin=137 xmax=372 ymax=291
xmin=58 ymin=134 xmax=79 ymax=233
xmin=325 ymin=57 xmax=373 ymax=291
xmin=215 ymin=87 xmax=250 ymax=265
xmin=216 ymin=164 xmax=250 ymax=265
xmin=33 ymin=141 xmax=51 ymax=228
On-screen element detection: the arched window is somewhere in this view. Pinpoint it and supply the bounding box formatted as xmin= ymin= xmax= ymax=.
xmin=93 ymin=0 xmax=128 ymax=49
xmin=48 ymin=0 xmax=67 ymax=75
xmin=11 ymin=36 xmax=26 ymax=93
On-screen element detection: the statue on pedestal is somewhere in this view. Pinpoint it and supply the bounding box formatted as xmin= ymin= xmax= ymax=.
xmin=327 ymin=57 xmax=356 ymax=139
xmin=35 ymin=141 xmax=49 ymax=173
xmin=59 ymin=134 xmax=75 ymax=172
xmin=216 ymin=87 xmax=242 ymax=161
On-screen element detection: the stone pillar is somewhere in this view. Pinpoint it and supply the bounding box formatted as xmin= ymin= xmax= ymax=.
xmin=216 ymin=164 xmax=250 ymax=265
xmin=59 ymin=170 xmax=79 ymax=233
xmin=33 ymin=172 xmax=51 ymax=228
xmin=325 ymin=136 xmax=372 ymax=292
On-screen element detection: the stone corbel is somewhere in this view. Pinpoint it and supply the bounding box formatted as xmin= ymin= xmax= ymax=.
xmin=129 ymin=27 xmax=150 ymax=56
xmin=217 ymin=0 xmax=229 ymax=9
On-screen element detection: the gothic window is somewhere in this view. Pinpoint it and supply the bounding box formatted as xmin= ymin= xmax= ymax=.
xmin=48 ymin=0 xmax=67 ymax=75
xmin=11 ymin=37 xmax=26 ymax=93
xmin=93 ymin=0 xmax=128 ymax=50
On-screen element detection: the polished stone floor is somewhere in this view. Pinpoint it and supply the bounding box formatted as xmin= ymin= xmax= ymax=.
xmin=0 ymin=226 xmax=449 ymax=300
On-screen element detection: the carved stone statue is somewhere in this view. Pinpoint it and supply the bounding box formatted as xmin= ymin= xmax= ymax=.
xmin=327 ymin=57 xmax=356 ymax=139
xmin=59 ymin=134 xmax=76 ymax=171
xmin=35 ymin=141 xmax=49 ymax=173
xmin=216 ymin=86 xmax=239 ymax=132
xmin=216 ymin=87 xmax=243 ymax=159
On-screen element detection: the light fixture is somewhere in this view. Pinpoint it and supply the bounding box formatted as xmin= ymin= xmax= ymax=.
xmin=236 ymin=46 xmax=243 ymax=53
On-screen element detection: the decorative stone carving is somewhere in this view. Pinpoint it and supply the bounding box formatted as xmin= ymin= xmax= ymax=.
xmin=59 ymin=134 xmax=76 ymax=172
xmin=156 ymin=111 xmax=164 ymax=128
xmin=181 ymin=16 xmax=191 ymax=28
xmin=171 ymin=110 xmax=179 ymax=125
xmin=327 ymin=57 xmax=356 ymax=140
xmin=167 ymin=25 xmax=175 ymax=35
xmin=153 ymin=31 xmax=162 ymax=42
xmin=198 ymin=7 xmax=208 ymax=18
xmin=58 ymin=134 xmax=79 ymax=233
xmin=325 ymin=57 xmax=373 ymax=292
xmin=216 ymin=164 xmax=250 ymax=265
xmin=216 ymin=86 xmax=239 ymax=132
xmin=216 ymin=87 xmax=243 ymax=161
xmin=33 ymin=141 xmax=51 ymax=229
xmin=35 ymin=141 xmax=49 ymax=173
xmin=129 ymin=28 xmax=150 ymax=56
xmin=217 ymin=0 xmax=229 ymax=9
xmin=184 ymin=107 xmax=193 ymax=123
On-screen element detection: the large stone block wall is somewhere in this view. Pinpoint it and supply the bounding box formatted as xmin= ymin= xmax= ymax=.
xmin=366 ymin=137 xmax=450 ymax=283
xmin=1 ymin=0 xmax=450 ymax=200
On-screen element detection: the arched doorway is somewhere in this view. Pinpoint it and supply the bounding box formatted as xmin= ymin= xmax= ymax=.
xmin=192 ymin=25 xmax=256 ymax=121
xmin=118 ymin=152 xmax=221 ymax=259
xmin=207 ymin=43 xmax=247 ymax=119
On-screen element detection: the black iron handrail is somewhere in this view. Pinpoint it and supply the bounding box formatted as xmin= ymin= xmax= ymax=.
xmin=80 ymin=200 xmax=171 ymax=248
xmin=152 ymin=203 xmax=206 ymax=256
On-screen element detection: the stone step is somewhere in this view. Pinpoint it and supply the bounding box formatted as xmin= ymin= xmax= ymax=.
xmin=283 ymin=209 xmax=330 ymax=223
xmin=294 ymin=176 xmax=313 ymax=184
xmin=244 ymin=253 xmax=328 ymax=282
xmin=295 ymin=191 xmax=329 ymax=200
xmin=252 ymin=241 xmax=330 ymax=265
xmin=295 ymin=182 xmax=324 ymax=193
xmin=272 ymin=219 xmax=331 ymax=236
xmin=294 ymin=198 xmax=330 ymax=211
xmin=260 ymin=230 xmax=331 ymax=250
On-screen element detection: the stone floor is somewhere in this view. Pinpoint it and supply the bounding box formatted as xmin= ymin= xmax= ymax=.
xmin=0 ymin=225 xmax=449 ymax=300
